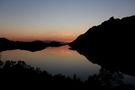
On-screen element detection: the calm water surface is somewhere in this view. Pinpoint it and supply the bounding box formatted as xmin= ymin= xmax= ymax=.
xmin=1 ymin=45 xmax=135 ymax=87
xmin=1 ymin=45 xmax=100 ymax=80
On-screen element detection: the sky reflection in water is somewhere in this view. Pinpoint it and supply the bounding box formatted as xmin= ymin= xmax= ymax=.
xmin=1 ymin=45 xmax=100 ymax=80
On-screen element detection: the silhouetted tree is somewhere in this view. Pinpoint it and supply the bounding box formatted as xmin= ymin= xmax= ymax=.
xmin=0 ymin=60 xmax=134 ymax=89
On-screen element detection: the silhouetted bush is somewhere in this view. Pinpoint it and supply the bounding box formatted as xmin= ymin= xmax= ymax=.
xmin=0 ymin=60 xmax=134 ymax=90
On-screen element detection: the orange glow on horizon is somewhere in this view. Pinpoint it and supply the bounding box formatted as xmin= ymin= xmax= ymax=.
xmin=1 ymin=31 xmax=78 ymax=42
xmin=0 ymin=20 xmax=85 ymax=42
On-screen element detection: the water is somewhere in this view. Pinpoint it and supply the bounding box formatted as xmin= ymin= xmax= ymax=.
xmin=1 ymin=45 xmax=135 ymax=88
xmin=0 ymin=45 xmax=100 ymax=80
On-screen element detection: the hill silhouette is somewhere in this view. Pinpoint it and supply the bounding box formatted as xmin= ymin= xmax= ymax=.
xmin=0 ymin=38 xmax=66 ymax=52
xmin=69 ymin=15 xmax=135 ymax=76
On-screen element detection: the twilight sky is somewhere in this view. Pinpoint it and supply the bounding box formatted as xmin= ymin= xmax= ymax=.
xmin=0 ymin=0 xmax=135 ymax=42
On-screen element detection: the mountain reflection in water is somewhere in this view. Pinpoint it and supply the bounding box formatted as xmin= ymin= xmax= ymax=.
xmin=0 ymin=45 xmax=135 ymax=89
xmin=0 ymin=45 xmax=100 ymax=80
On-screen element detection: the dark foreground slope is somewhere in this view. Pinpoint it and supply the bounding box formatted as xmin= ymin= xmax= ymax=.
xmin=0 ymin=60 xmax=134 ymax=90
xmin=70 ymin=15 xmax=135 ymax=75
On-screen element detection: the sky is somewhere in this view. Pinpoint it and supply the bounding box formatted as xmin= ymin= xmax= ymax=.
xmin=0 ymin=0 xmax=135 ymax=42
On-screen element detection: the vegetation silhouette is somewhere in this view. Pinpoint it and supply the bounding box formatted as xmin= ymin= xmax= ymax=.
xmin=0 ymin=60 xmax=134 ymax=90
xmin=0 ymin=38 xmax=66 ymax=52
xmin=69 ymin=15 xmax=135 ymax=76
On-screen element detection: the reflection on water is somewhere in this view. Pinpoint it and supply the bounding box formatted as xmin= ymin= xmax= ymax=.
xmin=72 ymin=46 xmax=135 ymax=88
xmin=1 ymin=45 xmax=100 ymax=80
xmin=1 ymin=45 xmax=135 ymax=88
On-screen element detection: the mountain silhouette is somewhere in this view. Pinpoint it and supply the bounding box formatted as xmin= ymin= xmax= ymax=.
xmin=69 ymin=15 xmax=135 ymax=76
xmin=0 ymin=38 xmax=66 ymax=52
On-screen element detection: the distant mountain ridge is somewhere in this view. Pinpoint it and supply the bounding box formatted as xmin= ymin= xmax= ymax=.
xmin=0 ymin=38 xmax=66 ymax=52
